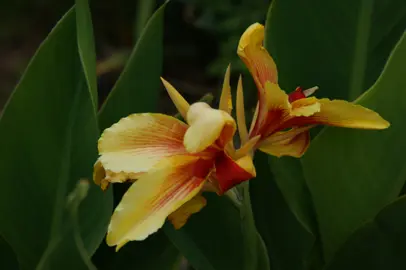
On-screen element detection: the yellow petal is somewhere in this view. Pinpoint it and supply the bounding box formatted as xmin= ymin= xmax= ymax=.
xmin=167 ymin=194 xmax=207 ymax=229
xmin=161 ymin=77 xmax=190 ymax=120
xmin=290 ymin=97 xmax=321 ymax=117
xmin=235 ymin=155 xmax=256 ymax=178
xmin=265 ymin=82 xmax=291 ymax=112
xmin=282 ymin=99 xmax=390 ymax=130
xmin=93 ymin=159 xmax=139 ymax=190
xmin=234 ymin=135 xmax=260 ymax=159
xmin=254 ymin=82 xmax=291 ymax=137
xmin=184 ymin=102 xmax=236 ymax=153
xmin=260 ymin=126 xmax=313 ymax=145
xmin=249 ymin=103 xmax=259 ymax=135
xmin=236 ymin=75 xmax=249 ymax=144
xmin=259 ymin=130 xmax=310 ymax=158
xmin=219 ymin=64 xmax=233 ymax=114
xmin=237 ymin=23 xmax=278 ymax=87
xmin=97 ymin=113 xmax=190 ymax=181
xmin=106 ymin=156 xmax=208 ymax=249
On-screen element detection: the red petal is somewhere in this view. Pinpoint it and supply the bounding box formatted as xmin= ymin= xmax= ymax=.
xmin=214 ymin=153 xmax=254 ymax=194
xmin=288 ymin=87 xmax=306 ymax=103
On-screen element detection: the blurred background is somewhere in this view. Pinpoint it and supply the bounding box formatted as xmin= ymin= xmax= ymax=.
xmin=0 ymin=0 xmax=269 ymax=113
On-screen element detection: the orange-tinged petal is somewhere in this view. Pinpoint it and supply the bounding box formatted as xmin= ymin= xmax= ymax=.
xmin=237 ymin=23 xmax=278 ymax=87
xmin=281 ymin=99 xmax=390 ymax=130
xmin=184 ymin=102 xmax=236 ymax=153
xmin=236 ymin=75 xmax=249 ymax=144
xmin=219 ymin=64 xmax=233 ymax=114
xmin=259 ymin=130 xmax=310 ymax=158
xmin=106 ymin=156 xmax=211 ymax=249
xmin=161 ymin=77 xmax=190 ymax=120
xmin=257 ymin=82 xmax=291 ymax=137
xmin=97 ymin=113 xmax=190 ymax=182
xmin=214 ymin=152 xmax=256 ymax=194
xmin=167 ymin=194 xmax=207 ymax=229
xmin=238 ymin=23 xmax=279 ymax=137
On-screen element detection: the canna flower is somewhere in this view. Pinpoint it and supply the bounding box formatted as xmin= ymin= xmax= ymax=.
xmin=236 ymin=23 xmax=390 ymax=157
xmin=93 ymin=66 xmax=256 ymax=250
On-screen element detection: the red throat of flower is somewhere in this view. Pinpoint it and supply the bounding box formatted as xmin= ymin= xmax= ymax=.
xmin=288 ymin=87 xmax=306 ymax=103
xmin=213 ymin=153 xmax=254 ymax=194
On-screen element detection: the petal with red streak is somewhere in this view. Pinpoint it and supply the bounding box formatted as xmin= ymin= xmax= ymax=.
xmin=238 ymin=23 xmax=279 ymax=138
xmin=96 ymin=114 xmax=191 ymax=187
xmin=214 ymin=153 xmax=256 ymax=194
xmin=106 ymin=156 xmax=213 ymax=249
xmin=258 ymin=82 xmax=291 ymax=137
xmin=237 ymin=23 xmax=278 ymax=87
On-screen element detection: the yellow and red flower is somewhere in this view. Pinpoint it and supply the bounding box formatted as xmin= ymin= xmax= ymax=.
xmin=93 ymin=22 xmax=390 ymax=251
xmin=236 ymin=23 xmax=390 ymax=157
xmin=93 ymin=66 xmax=256 ymax=250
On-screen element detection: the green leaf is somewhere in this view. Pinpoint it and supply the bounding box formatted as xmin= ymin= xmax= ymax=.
xmin=302 ymin=32 xmax=406 ymax=260
xmin=98 ymin=1 xmax=166 ymax=130
xmin=325 ymin=196 xmax=406 ymax=270
xmin=0 ymin=237 xmax=19 ymax=270
xmin=268 ymin=156 xmax=316 ymax=238
xmin=265 ymin=0 xmax=406 ymax=100
xmin=107 ymin=233 xmax=181 ymax=270
xmin=0 ymin=7 xmax=112 ymax=269
xmin=165 ymin=192 xmax=268 ymax=270
xmin=75 ymin=0 xmax=98 ymax=110
xmin=93 ymin=206 xmax=180 ymax=270
xmin=264 ymin=0 xmax=406 ymax=264
xmin=164 ymin=194 xmax=243 ymax=270
xmin=36 ymin=180 xmax=97 ymax=270
xmin=251 ymin=152 xmax=317 ymax=270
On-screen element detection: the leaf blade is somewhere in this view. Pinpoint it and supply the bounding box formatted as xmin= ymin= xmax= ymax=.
xmin=302 ymin=32 xmax=406 ymax=260
xmin=0 ymin=7 xmax=112 ymax=269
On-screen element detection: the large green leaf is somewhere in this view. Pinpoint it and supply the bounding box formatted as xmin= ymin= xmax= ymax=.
xmin=36 ymin=181 xmax=98 ymax=270
xmin=302 ymin=32 xmax=406 ymax=260
xmin=0 ymin=237 xmax=19 ymax=270
xmin=263 ymin=0 xmax=406 ymax=264
xmin=268 ymin=156 xmax=316 ymax=238
xmin=75 ymin=0 xmax=98 ymax=110
xmin=106 ymin=233 xmax=181 ymax=270
xmin=164 ymin=192 xmax=268 ymax=270
xmin=325 ymin=196 xmax=406 ymax=270
xmin=0 ymin=7 xmax=112 ymax=269
xmin=263 ymin=0 xmax=406 ymax=235
xmin=251 ymin=152 xmax=317 ymax=270
xmin=265 ymin=0 xmax=406 ymax=100
xmin=98 ymin=1 xmax=166 ymax=130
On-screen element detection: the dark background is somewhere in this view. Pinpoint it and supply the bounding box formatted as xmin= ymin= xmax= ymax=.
xmin=0 ymin=0 xmax=269 ymax=112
